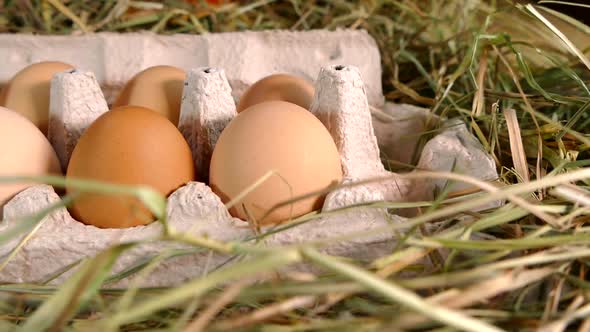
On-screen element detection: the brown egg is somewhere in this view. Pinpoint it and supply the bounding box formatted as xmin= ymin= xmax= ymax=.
xmin=0 ymin=61 xmax=74 ymax=135
xmin=210 ymin=101 xmax=342 ymax=225
xmin=66 ymin=106 xmax=195 ymax=228
xmin=0 ymin=106 xmax=61 ymax=209
xmin=113 ymin=65 xmax=186 ymax=124
xmin=236 ymin=74 xmax=315 ymax=113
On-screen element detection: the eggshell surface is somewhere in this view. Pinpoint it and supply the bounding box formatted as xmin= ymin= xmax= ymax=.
xmin=66 ymin=106 xmax=195 ymax=228
xmin=236 ymin=74 xmax=315 ymax=113
xmin=0 ymin=106 xmax=61 ymax=208
xmin=0 ymin=61 xmax=74 ymax=135
xmin=113 ymin=65 xmax=186 ymax=124
xmin=210 ymin=101 xmax=342 ymax=225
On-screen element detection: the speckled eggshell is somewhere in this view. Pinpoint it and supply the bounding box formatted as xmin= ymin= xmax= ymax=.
xmin=236 ymin=74 xmax=315 ymax=113
xmin=0 ymin=61 xmax=74 ymax=135
xmin=210 ymin=101 xmax=343 ymax=225
xmin=66 ymin=106 xmax=195 ymax=228
xmin=113 ymin=65 xmax=186 ymax=125
xmin=0 ymin=106 xmax=61 ymax=209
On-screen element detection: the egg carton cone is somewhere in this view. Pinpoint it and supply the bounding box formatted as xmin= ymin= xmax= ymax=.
xmin=0 ymin=31 xmax=499 ymax=287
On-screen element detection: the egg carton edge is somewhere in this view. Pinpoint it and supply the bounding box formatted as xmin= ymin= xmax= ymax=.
xmin=0 ymin=30 xmax=384 ymax=107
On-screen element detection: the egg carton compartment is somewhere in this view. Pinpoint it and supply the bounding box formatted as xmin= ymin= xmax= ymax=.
xmin=0 ymin=32 xmax=498 ymax=287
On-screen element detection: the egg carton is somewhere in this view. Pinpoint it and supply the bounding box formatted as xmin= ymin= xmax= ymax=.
xmin=0 ymin=31 xmax=498 ymax=287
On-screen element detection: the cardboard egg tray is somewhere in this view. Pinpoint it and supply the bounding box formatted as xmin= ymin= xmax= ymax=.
xmin=0 ymin=30 xmax=498 ymax=287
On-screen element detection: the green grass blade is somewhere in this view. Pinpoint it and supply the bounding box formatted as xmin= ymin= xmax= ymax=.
xmin=21 ymin=244 xmax=132 ymax=331
xmin=103 ymin=250 xmax=300 ymax=328
xmin=301 ymin=248 xmax=505 ymax=332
